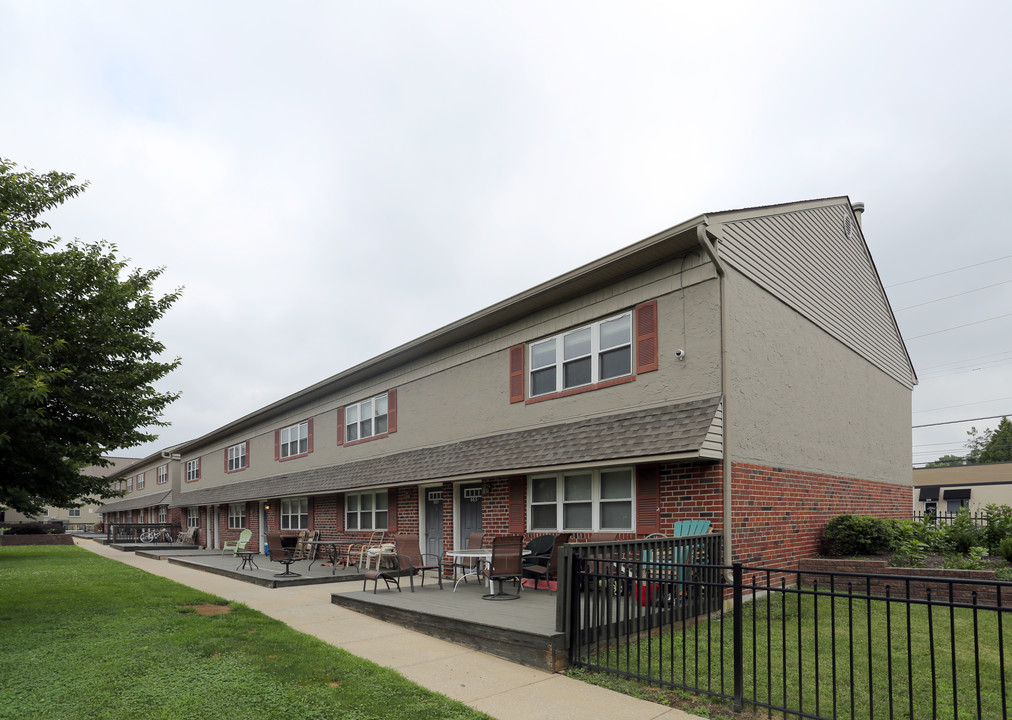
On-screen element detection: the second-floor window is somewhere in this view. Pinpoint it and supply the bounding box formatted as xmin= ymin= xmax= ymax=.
xmin=185 ymin=458 xmax=200 ymax=482
xmin=529 ymin=312 xmax=632 ymax=397
xmin=136 ymin=472 xmax=145 ymax=490
xmin=279 ymin=421 xmax=310 ymax=459
xmin=345 ymin=394 xmax=388 ymax=442
xmin=227 ymin=442 xmax=247 ymax=472
xmin=157 ymin=464 xmax=168 ymax=484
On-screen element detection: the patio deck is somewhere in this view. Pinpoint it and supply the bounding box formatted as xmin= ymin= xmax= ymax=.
xmin=131 ymin=547 xmax=366 ymax=588
xmin=331 ymin=577 xmax=566 ymax=672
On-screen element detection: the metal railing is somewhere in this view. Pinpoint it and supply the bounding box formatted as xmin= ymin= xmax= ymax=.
xmin=566 ymin=553 xmax=1012 ymax=719
xmin=106 ymin=523 xmax=179 ymax=543
xmin=913 ymin=511 xmax=990 ymax=527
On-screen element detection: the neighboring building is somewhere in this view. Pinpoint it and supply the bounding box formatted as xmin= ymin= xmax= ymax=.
xmin=98 ymin=448 xmax=183 ymax=532
xmin=1 ymin=457 xmax=139 ymax=529
xmin=112 ymin=197 xmax=916 ymax=569
xmin=913 ymin=462 xmax=1012 ymax=515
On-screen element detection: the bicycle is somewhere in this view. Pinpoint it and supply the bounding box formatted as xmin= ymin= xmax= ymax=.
xmin=139 ymin=527 xmax=174 ymax=543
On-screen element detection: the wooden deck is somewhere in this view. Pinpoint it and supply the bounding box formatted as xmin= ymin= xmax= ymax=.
xmin=332 ymin=577 xmax=568 ymax=672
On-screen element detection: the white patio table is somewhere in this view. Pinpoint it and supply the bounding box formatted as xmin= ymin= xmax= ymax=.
xmin=445 ymin=548 xmax=531 ymax=593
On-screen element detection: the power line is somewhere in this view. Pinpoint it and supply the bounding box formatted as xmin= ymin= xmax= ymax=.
xmin=914 ymin=396 xmax=1012 ymax=414
xmin=886 ymin=253 xmax=1012 ymax=288
xmin=906 ymin=312 xmax=1012 ymax=340
xmin=913 ymin=413 xmax=1011 ymax=429
xmin=918 ymin=349 xmax=1012 ymax=373
xmin=894 ymin=278 xmax=1012 ymax=311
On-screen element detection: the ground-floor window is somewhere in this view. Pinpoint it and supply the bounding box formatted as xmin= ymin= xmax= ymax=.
xmin=345 ymin=490 xmax=388 ymax=531
xmin=280 ymin=497 xmax=308 ymax=530
xmin=228 ymin=503 xmax=246 ymax=529
xmin=529 ymin=467 xmax=634 ymax=532
xmin=158 ymin=506 xmax=167 ymax=523
xmin=187 ymin=507 xmax=199 ymax=527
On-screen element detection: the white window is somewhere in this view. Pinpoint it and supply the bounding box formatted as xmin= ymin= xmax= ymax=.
xmin=69 ymin=508 xmax=81 ymax=517
xmin=529 ymin=468 xmax=634 ymax=532
xmin=280 ymin=497 xmax=308 ymax=530
xmin=185 ymin=458 xmax=200 ymax=482
xmin=158 ymin=506 xmax=167 ymax=523
xmin=157 ymin=464 xmax=168 ymax=484
xmin=228 ymin=503 xmax=246 ymax=529
xmin=227 ymin=442 xmax=247 ymax=472
xmin=136 ymin=472 xmax=145 ymax=490
xmin=127 ymin=477 xmax=134 ymax=492
xmin=530 ymin=313 xmax=633 ymax=397
xmin=345 ymin=394 xmax=388 ymax=442
xmin=345 ymin=490 xmax=388 ymax=531
xmin=280 ymin=422 xmax=309 ymax=459
xmin=187 ymin=507 xmax=199 ymax=527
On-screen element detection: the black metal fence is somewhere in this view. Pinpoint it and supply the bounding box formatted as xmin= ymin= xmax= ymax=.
xmin=913 ymin=511 xmax=990 ymax=527
xmin=565 ymin=550 xmax=1012 ymax=719
xmin=106 ymin=523 xmax=179 ymax=543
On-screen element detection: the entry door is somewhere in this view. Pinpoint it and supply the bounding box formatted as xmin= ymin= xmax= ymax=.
xmin=424 ymin=488 xmax=444 ymax=558
xmin=458 ymin=483 xmax=483 ymax=547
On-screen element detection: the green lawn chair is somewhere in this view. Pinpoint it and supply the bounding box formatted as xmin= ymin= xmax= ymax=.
xmin=222 ymin=528 xmax=252 ymax=556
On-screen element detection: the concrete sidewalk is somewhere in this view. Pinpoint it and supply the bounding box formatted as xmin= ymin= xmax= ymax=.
xmin=74 ymin=537 xmax=700 ymax=720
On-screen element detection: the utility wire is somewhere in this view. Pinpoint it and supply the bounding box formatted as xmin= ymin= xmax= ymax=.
xmin=918 ymin=349 xmax=1012 ymax=373
xmin=914 ymin=396 xmax=1012 ymax=413
xmin=886 ymin=253 xmax=1012 ymax=288
xmin=913 ymin=414 xmax=1011 ymax=429
xmin=894 ymin=278 xmax=1012 ymax=311
xmin=906 ymin=312 xmax=1012 ymax=340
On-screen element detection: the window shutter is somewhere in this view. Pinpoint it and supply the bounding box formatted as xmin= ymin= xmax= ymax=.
xmin=307 ymin=418 xmax=314 ymax=453
xmin=386 ymin=490 xmax=398 ymax=532
xmin=335 ymin=494 xmax=345 ymax=532
xmin=635 ymin=300 xmax=659 ymax=373
xmin=387 ymin=388 xmax=397 ymax=433
xmin=509 ymin=345 xmax=526 ymax=403
xmin=508 ymin=477 xmax=525 ymax=533
xmin=636 ymin=465 xmax=661 ymax=535
xmin=223 ymin=447 xmax=228 ymax=473
xmin=245 ymin=440 xmax=250 ymax=469
xmin=274 ymin=430 xmax=280 ymax=461
xmin=336 ymin=407 xmax=345 ymax=445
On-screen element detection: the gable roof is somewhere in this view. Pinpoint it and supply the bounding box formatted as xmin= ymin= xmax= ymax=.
xmin=99 ymin=490 xmax=172 ymax=514
xmin=171 ymin=396 xmax=723 ymax=508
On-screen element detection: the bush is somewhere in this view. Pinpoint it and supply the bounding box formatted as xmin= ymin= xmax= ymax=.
xmin=982 ymin=504 xmax=1012 ymax=553
xmin=998 ymin=536 xmax=1012 ymax=562
xmin=0 ymin=522 xmax=65 ymax=535
xmin=943 ymin=509 xmax=984 ymax=554
xmin=943 ymin=546 xmax=989 ymax=570
xmin=822 ymin=514 xmax=895 ymax=556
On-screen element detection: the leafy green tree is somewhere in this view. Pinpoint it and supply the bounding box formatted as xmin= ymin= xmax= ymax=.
xmin=925 ymin=454 xmax=964 ymax=467
xmin=965 ymin=417 xmax=1012 ymax=464
xmin=0 ymin=159 xmax=181 ymax=515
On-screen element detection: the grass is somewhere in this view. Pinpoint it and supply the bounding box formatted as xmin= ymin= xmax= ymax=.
xmin=0 ymin=545 xmax=489 ymax=720
xmin=572 ymin=586 xmax=1012 ymax=720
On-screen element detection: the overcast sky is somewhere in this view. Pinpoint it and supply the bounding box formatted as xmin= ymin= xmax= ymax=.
xmin=3 ymin=1 xmax=1011 ymax=469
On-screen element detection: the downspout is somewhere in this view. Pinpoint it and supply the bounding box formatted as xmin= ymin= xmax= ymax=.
xmin=696 ymin=221 xmax=733 ymax=570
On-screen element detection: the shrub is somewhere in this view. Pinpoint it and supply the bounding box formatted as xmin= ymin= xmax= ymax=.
xmin=822 ymin=514 xmax=895 ymax=556
xmin=944 ymin=509 xmax=984 ymax=554
xmin=891 ymin=538 xmax=928 ymax=568
xmin=998 ymin=536 xmax=1012 ymax=562
xmin=982 ymin=504 xmax=1012 ymax=553
xmin=943 ymin=546 xmax=989 ymax=570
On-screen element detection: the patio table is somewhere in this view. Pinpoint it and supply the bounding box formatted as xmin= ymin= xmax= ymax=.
xmin=236 ymin=551 xmax=259 ymax=571
xmin=305 ymin=540 xmax=351 ymax=574
xmin=446 ymin=548 xmax=531 ymax=593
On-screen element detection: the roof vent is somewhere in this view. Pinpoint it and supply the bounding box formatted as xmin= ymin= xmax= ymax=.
xmin=852 ymin=201 xmax=865 ymax=228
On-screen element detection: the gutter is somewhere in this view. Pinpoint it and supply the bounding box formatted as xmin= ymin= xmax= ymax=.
xmin=697 ymin=221 xmax=733 ymax=570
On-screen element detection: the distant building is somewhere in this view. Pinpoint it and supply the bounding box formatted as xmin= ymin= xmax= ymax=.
xmin=913 ymin=462 xmax=1012 ymax=514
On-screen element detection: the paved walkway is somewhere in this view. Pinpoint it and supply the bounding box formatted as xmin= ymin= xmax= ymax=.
xmin=75 ymin=537 xmax=700 ymax=720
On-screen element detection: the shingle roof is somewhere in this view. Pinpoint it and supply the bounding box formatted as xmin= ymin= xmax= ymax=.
xmin=99 ymin=490 xmax=172 ymax=513
xmin=170 ymin=396 xmax=722 ymax=508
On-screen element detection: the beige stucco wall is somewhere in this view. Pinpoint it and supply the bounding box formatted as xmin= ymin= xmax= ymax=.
xmin=178 ymin=253 xmax=723 ymax=495
xmin=724 ymin=268 xmax=912 ymax=485
xmin=914 ymin=463 xmax=1012 ymax=511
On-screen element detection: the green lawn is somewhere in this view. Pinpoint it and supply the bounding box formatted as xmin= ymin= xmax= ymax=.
xmin=0 ymin=545 xmax=489 ymax=720
xmin=575 ymin=587 xmax=1012 ymax=720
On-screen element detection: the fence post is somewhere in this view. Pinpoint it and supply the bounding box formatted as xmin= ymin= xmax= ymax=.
xmin=732 ymin=561 xmax=743 ymax=712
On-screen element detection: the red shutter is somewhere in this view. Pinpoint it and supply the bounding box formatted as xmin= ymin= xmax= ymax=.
xmin=335 ymin=494 xmax=345 ymax=532
xmin=509 ymin=344 xmax=525 ymax=403
xmin=387 ymin=388 xmax=397 ymax=433
xmin=223 ymin=447 xmax=228 ymax=473
xmin=386 ymin=489 xmax=398 ymax=532
xmin=245 ymin=440 xmax=250 ymax=469
xmin=274 ymin=430 xmax=280 ymax=461
xmin=336 ymin=407 xmax=345 ymax=445
xmin=636 ymin=465 xmax=660 ymax=535
xmin=307 ymin=418 xmax=314 ymax=453
xmin=635 ymin=300 xmax=659 ymax=373
xmin=508 ymin=477 xmax=525 ymax=533
xmin=197 ymin=457 xmax=202 ymax=480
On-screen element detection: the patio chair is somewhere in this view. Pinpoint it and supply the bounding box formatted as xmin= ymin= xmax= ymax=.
xmin=175 ymin=527 xmax=197 ymax=545
xmin=221 ymin=528 xmax=252 ymax=556
xmin=671 ymin=519 xmax=711 ymax=537
xmin=265 ymin=531 xmax=301 ymax=577
xmin=345 ymin=531 xmax=385 ymax=569
xmin=363 ymin=554 xmax=414 ymax=593
xmin=482 ymin=535 xmax=524 ymax=601
xmin=394 ymin=533 xmax=443 ymax=589
xmin=446 ymin=532 xmax=485 ymax=584
xmin=523 ymin=533 xmax=571 ymax=592
xmin=520 ymin=534 xmax=556 ymax=579
xmin=292 ymin=529 xmax=319 ymax=560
